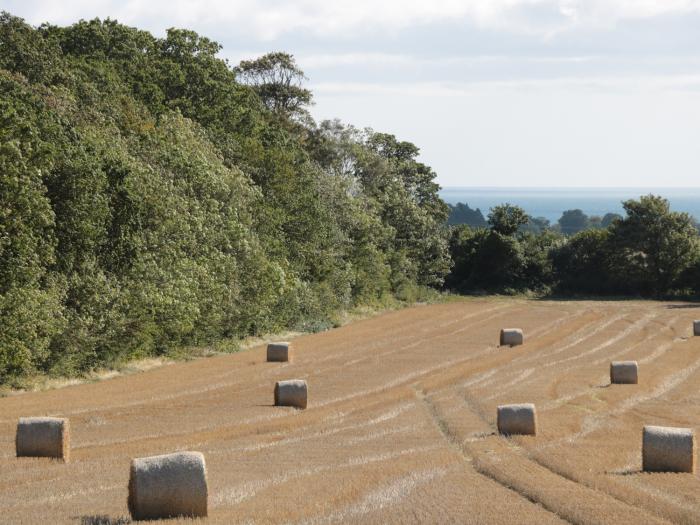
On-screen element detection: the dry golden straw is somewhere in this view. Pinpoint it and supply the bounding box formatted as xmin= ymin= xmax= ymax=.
xmin=610 ymin=361 xmax=638 ymax=384
xmin=128 ymin=451 xmax=208 ymax=520
xmin=497 ymin=404 xmax=537 ymax=435
xmin=642 ymin=425 xmax=695 ymax=473
xmin=500 ymin=328 xmax=524 ymax=346
xmin=267 ymin=341 xmax=292 ymax=362
xmin=15 ymin=417 xmax=70 ymax=462
xmin=274 ymin=379 xmax=308 ymax=409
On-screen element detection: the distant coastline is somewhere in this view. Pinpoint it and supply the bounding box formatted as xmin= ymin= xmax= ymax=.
xmin=439 ymin=187 xmax=700 ymax=223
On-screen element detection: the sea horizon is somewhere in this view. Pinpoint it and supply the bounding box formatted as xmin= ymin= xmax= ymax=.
xmin=439 ymin=186 xmax=700 ymax=223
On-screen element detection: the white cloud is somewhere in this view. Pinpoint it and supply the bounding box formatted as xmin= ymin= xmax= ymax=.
xmin=311 ymin=74 xmax=700 ymax=98
xmin=7 ymin=0 xmax=700 ymax=39
xmin=561 ymin=0 xmax=700 ymax=21
xmin=296 ymin=52 xmax=601 ymax=69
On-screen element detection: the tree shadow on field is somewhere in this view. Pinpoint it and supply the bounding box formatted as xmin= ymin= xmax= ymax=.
xmin=665 ymin=304 xmax=700 ymax=309
xmin=76 ymin=515 xmax=130 ymax=525
xmin=538 ymin=294 xmax=700 ymax=304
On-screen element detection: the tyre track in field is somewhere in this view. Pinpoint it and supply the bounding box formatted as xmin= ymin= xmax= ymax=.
xmin=460 ymin=309 xmax=622 ymax=392
xmin=211 ymin=445 xmax=442 ymax=508
xmin=412 ymin=307 xmax=606 ymax=397
xmin=499 ymin=311 xmax=658 ymax=397
xmin=542 ymin=317 xmax=683 ymax=411
xmin=558 ymin=353 xmax=700 ymax=446
xmin=415 ymin=388 xmax=571 ymax=525
xmin=415 ymin=383 xmax=667 ymax=525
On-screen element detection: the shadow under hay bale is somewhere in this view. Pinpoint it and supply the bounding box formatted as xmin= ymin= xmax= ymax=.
xmin=499 ymin=328 xmax=523 ymax=346
xmin=128 ymin=451 xmax=208 ymax=521
xmin=78 ymin=516 xmax=130 ymax=525
xmin=274 ymin=379 xmax=308 ymax=409
xmin=642 ymin=425 xmax=695 ymax=473
xmin=267 ymin=342 xmax=292 ymax=362
xmin=16 ymin=417 xmax=69 ymax=462
xmin=694 ymin=320 xmax=700 ymax=336
xmin=610 ymin=361 xmax=638 ymax=384
xmin=605 ymin=467 xmax=643 ymax=476
xmin=497 ymin=403 xmax=537 ymax=435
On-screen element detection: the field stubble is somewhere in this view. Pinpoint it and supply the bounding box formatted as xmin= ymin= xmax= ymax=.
xmin=0 ymin=299 xmax=698 ymax=523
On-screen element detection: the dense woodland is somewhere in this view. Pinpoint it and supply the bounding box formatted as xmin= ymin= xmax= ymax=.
xmin=2 ymin=14 xmax=700 ymax=383
xmin=447 ymin=196 xmax=700 ymax=296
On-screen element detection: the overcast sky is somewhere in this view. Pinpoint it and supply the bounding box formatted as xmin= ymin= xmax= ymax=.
xmin=4 ymin=1 xmax=700 ymax=187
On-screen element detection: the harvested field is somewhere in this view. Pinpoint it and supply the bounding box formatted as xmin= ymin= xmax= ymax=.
xmin=1 ymin=299 xmax=699 ymax=524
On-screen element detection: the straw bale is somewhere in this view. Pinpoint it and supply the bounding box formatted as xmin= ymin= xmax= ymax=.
xmin=274 ymin=379 xmax=308 ymax=409
xmin=642 ymin=425 xmax=695 ymax=473
xmin=267 ymin=342 xmax=292 ymax=362
xmin=16 ymin=417 xmax=69 ymax=461
xmin=128 ymin=451 xmax=208 ymax=520
xmin=497 ymin=404 xmax=537 ymax=435
xmin=500 ymin=328 xmax=524 ymax=346
xmin=610 ymin=361 xmax=638 ymax=384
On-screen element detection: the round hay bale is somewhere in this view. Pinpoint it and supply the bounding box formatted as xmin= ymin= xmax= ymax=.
xmin=128 ymin=451 xmax=208 ymax=520
xmin=694 ymin=320 xmax=700 ymax=336
xmin=610 ymin=361 xmax=638 ymax=384
xmin=500 ymin=328 xmax=524 ymax=347
xmin=497 ymin=403 xmax=537 ymax=435
xmin=274 ymin=379 xmax=308 ymax=409
xmin=642 ymin=425 xmax=695 ymax=473
xmin=267 ymin=342 xmax=292 ymax=362
xmin=15 ymin=417 xmax=69 ymax=462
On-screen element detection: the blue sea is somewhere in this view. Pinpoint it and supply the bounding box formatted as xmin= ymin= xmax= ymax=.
xmin=439 ymin=187 xmax=700 ymax=224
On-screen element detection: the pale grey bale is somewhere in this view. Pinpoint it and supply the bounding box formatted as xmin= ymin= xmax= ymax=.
xmin=694 ymin=320 xmax=700 ymax=336
xmin=128 ymin=451 xmax=208 ymax=520
xmin=15 ymin=417 xmax=69 ymax=461
xmin=610 ymin=361 xmax=638 ymax=384
xmin=497 ymin=403 xmax=537 ymax=435
xmin=500 ymin=328 xmax=524 ymax=346
xmin=642 ymin=425 xmax=695 ymax=473
xmin=274 ymin=379 xmax=308 ymax=409
xmin=267 ymin=341 xmax=292 ymax=362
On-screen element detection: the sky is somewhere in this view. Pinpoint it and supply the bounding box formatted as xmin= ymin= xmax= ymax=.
xmin=3 ymin=1 xmax=700 ymax=187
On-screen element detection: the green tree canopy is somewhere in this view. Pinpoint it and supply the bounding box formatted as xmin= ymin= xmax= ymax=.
xmin=608 ymin=195 xmax=699 ymax=295
xmin=236 ymin=51 xmax=312 ymax=118
xmin=551 ymin=229 xmax=612 ymax=294
xmin=558 ymin=209 xmax=589 ymax=235
xmin=488 ymin=204 xmax=529 ymax=236
xmin=447 ymin=202 xmax=487 ymax=227
xmin=601 ymin=212 xmax=622 ymax=227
